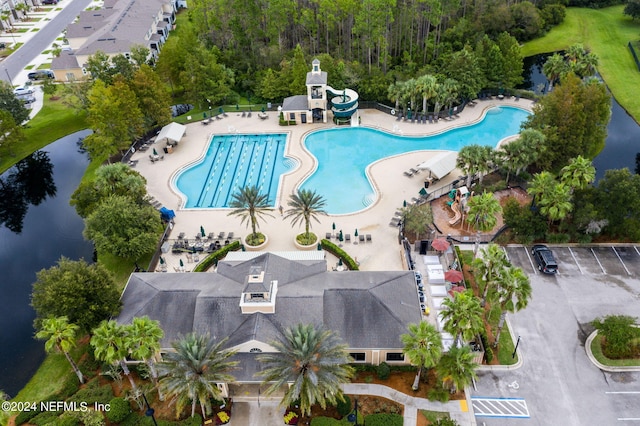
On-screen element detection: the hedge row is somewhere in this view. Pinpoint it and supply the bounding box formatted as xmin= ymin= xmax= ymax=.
xmin=320 ymin=239 xmax=359 ymax=271
xmin=364 ymin=413 xmax=403 ymax=426
xmin=193 ymin=241 xmax=241 ymax=272
xmin=14 ymin=373 xmax=80 ymax=425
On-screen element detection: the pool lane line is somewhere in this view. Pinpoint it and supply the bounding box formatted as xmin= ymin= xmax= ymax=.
xmin=241 ymin=139 xmax=262 ymax=190
xmin=210 ymin=136 xmax=240 ymax=207
xmin=591 ymin=248 xmax=606 ymax=274
xmin=568 ymin=247 xmax=584 ymax=275
xmin=611 ymin=247 xmax=631 ymax=276
xmin=216 ymin=138 xmax=247 ymax=207
xmin=194 ymin=140 xmax=222 ymax=208
xmin=263 ymin=140 xmax=281 ymax=203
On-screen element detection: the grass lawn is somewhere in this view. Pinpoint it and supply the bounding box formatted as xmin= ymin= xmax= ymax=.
xmin=523 ymin=6 xmax=640 ymax=123
xmin=0 ymin=98 xmax=88 ymax=174
xmin=590 ymin=334 xmax=640 ymax=367
xmin=487 ymin=306 xmax=518 ymax=365
xmin=12 ymin=342 xmax=85 ymax=403
xmin=98 ymin=250 xmax=154 ymax=290
xmin=421 ymin=409 xmax=451 ymax=423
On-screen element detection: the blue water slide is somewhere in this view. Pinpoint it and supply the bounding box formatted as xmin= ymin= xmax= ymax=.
xmin=326 ymin=86 xmax=359 ymax=118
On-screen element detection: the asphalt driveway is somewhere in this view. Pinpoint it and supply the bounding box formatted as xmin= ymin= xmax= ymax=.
xmin=471 ymin=245 xmax=640 ymax=425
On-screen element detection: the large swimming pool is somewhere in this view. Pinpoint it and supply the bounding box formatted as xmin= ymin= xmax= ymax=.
xmin=175 ymin=133 xmax=295 ymax=208
xmin=174 ymin=106 xmax=529 ymax=213
xmin=300 ymin=106 xmax=530 ymax=214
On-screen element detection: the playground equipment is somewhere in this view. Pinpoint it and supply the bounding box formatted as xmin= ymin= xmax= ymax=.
xmin=448 ymin=186 xmax=470 ymax=226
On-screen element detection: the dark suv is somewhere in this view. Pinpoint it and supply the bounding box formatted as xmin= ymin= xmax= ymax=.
xmin=531 ymin=245 xmax=558 ymax=274
xmin=28 ymin=70 xmax=54 ymax=80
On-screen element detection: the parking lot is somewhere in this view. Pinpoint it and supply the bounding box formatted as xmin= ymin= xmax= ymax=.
xmin=471 ymin=244 xmax=640 ymax=425
xmin=503 ymin=244 xmax=640 ymax=277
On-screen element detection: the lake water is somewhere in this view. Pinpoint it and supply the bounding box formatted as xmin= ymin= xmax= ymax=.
xmin=521 ymin=54 xmax=640 ymax=179
xmin=0 ymin=130 xmax=94 ymax=397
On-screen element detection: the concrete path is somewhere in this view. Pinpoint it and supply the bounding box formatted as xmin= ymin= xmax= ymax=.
xmin=342 ymin=383 xmax=476 ymax=426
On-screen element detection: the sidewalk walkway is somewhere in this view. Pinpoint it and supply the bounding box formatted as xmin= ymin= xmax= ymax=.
xmin=342 ymin=383 xmax=476 ymax=426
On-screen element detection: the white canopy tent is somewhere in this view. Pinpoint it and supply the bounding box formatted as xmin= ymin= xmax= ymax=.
xmin=156 ymin=122 xmax=187 ymax=145
xmin=417 ymin=151 xmax=458 ymax=180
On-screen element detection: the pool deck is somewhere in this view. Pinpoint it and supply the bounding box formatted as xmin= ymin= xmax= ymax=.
xmin=130 ymin=97 xmax=533 ymax=274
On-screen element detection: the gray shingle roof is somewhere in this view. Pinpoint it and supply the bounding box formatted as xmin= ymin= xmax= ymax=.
xmin=51 ymin=51 xmax=80 ymax=70
xmin=117 ymin=253 xmax=421 ymax=357
xmin=306 ymin=71 xmax=327 ymax=85
xmin=281 ymin=95 xmax=308 ymax=112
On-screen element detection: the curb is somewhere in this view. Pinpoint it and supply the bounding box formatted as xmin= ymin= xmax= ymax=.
xmin=477 ymin=315 xmax=524 ymax=372
xmin=585 ymin=330 xmax=640 ymax=372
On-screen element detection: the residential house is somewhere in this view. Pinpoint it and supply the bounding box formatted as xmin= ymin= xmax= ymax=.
xmin=51 ymin=0 xmax=179 ymax=81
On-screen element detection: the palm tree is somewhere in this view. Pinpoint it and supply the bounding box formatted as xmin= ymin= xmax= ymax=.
xmin=127 ymin=316 xmax=164 ymax=397
xmin=457 ymin=144 xmax=484 ymax=188
xmin=158 ymin=333 xmax=237 ymax=418
xmin=527 ymin=171 xmax=556 ymax=206
xmin=35 ymin=316 xmax=85 ymax=384
xmin=472 ymin=243 xmax=509 ymax=305
xmin=227 ymin=185 xmax=274 ymax=241
xmin=91 ymin=320 xmax=137 ymax=391
xmin=476 ymin=146 xmax=495 ymax=186
xmin=285 ymin=189 xmax=327 ymax=239
xmin=401 ymin=321 xmax=443 ymax=390
xmin=435 ymin=345 xmax=479 ymax=393
xmin=542 ymin=53 xmax=567 ymax=91
xmin=493 ymin=266 xmax=531 ymax=345
xmin=466 ymin=192 xmax=501 ymax=232
xmin=499 ymin=129 xmax=544 ymax=183
xmin=560 ymin=155 xmax=595 ymax=192
xmin=538 ymin=182 xmax=573 ymax=225
xmin=387 ymin=81 xmax=405 ymax=111
xmin=440 ymin=290 xmax=485 ymax=348
xmin=416 ymin=74 xmax=437 ymax=115
xmin=257 ymin=323 xmax=354 ymax=416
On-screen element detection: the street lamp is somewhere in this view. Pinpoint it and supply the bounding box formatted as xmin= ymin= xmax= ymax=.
xmin=142 ymin=393 xmax=158 ymax=426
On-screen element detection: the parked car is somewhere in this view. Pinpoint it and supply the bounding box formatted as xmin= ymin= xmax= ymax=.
xmin=13 ymin=87 xmax=34 ymax=96
xmin=42 ymin=0 xmax=58 ymax=4
xmin=20 ymin=95 xmax=36 ymax=104
xmin=531 ymin=245 xmax=558 ymax=274
xmin=28 ymin=70 xmax=54 ymax=80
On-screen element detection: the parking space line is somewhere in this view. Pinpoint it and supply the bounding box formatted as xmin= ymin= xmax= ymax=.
xmin=635 ymin=246 xmax=640 ymax=257
xmin=612 ymin=247 xmax=632 ymax=276
xmin=568 ymin=247 xmax=584 ymax=275
xmin=502 ymin=247 xmax=510 ymax=262
xmin=591 ymin=248 xmax=607 ymax=274
xmin=524 ymin=247 xmax=537 ymax=275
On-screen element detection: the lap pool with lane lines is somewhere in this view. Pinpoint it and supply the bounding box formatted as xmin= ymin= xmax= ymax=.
xmin=175 ymin=133 xmax=295 ymax=208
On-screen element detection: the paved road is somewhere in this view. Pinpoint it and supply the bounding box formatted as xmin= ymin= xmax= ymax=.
xmin=472 ymin=245 xmax=640 ymax=425
xmin=0 ymin=0 xmax=91 ymax=85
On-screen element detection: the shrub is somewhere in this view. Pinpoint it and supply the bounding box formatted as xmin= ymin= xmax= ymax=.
xmin=484 ymin=346 xmax=494 ymax=364
xmin=58 ymin=411 xmax=81 ymax=426
xmin=296 ymin=232 xmax=318 ymax=245
xmin=193 ymin=240 xmax=241 ymax=272
xmin=106 ymin=397 xmax=131 ymax=423
xmin=55 ymin=373 xmax=81 ymax=399
xmin=503 ymin=198 xmax=546 ymax=241
xmin=320 ymin=239 xmax=359 ymax=270
xmin=592 ymin=315 xmax=640 ymax=359
xmin=427 ymin=385 xmax=450 ymax=402
xmin=67 ymin=381 xmax=114 ymax=405
xmin=545 ymin=232 xmax=570 ymax=244
xmin=434 ymin=418 xmax=460 ymax=426
xmin=376 ymin=362 xmax=391 ymax=380
xmin=336 ymin=395 xmax=351 ymax=416
xmin=575 ymin=233 xmax=592 ymax=244
xmin=30 ymin=411 xmax=61 ymax=426
xmin=310 ymin=416 xmax=341 ymax=426
xmin=364 ymin=413 xmax=403 ymax=426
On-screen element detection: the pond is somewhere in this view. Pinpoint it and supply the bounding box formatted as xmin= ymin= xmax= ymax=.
xmin=0 ymin=130 xmax=94 ymax=397
xmin=521 ymin=54 xmax=640 ymax=179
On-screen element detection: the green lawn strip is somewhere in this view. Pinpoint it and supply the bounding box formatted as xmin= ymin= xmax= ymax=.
xmin=590 ymin=335 xmax=640 ymax=367
xmin=0 ymin=99 xmax=88 ymax=174
xmin=522 ymin=6 xmax=640 ymax=123
xmin=421 ymin=409 xmax=451 ymax=423
xmin=98 ymin=250 xmax=154 ymax=290
xmin=487 ymin=305 xmax=518 ymax=365
xmin=36 ymin=63 xmax=51 ymax=69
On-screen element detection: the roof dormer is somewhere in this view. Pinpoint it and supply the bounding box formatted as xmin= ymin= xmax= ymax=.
xmin=240 ymin=266 xmax=278 ymax=314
